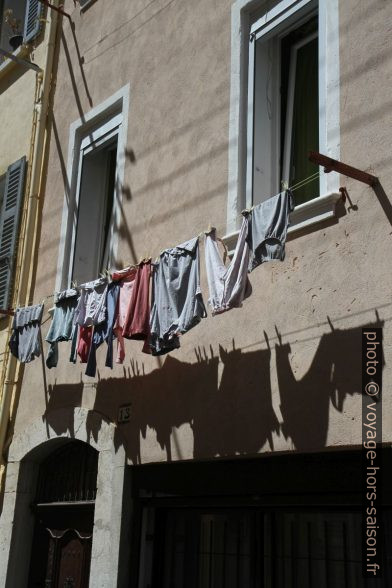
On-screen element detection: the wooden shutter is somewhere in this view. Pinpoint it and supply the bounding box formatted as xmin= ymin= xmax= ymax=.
xmin=23 ymin=0 xmax=43 ymax=44
xmin=0 ymin=157 xmax=26 ymax=310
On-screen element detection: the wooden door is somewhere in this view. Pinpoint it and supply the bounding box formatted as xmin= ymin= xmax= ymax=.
xmin=28 ymin=505 xmax=94 ymax=587
xmin=48 ymin=529 xmax=92 ymax=588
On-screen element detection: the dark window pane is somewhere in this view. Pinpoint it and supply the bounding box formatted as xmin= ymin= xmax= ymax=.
xmin=289 ymin=36 xmax=319 ymax=204
xmin=1 ymin=0 xmax=26 ymax=52
xmin=35 ymin=440 xmax=98 ymax=503
xmin=281 ymin=17 xmax=319 ymax=205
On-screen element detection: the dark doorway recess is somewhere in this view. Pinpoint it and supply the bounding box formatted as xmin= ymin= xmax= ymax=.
xmin=28 ymin=441 xmax=98 ymax=587
xmin=134 ymin=450 xmax=392 ymax=588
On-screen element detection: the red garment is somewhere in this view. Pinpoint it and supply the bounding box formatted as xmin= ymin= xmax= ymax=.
xmin=110 ymin=262 xmax=151 ymax=362
xmin=113 ymin=271 xmax=136 ymax=364
xmin=123 ymin=261 xmax=151 ymax=343
xmin=77 ymin=325 xmax=93 ymax=363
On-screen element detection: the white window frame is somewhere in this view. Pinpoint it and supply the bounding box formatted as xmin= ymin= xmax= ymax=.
xmin=225 ymin=0 xmax=340 ymax=249
xmin=71 ymin=112 xmax=121 ymax=283
xmin=55 ymin=85 xmax=130 ymax=290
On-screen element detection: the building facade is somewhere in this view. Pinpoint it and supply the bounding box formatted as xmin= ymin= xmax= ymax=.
xmin=0 ymin=0 xmax=59 ymax=510
xmin=0 ymin=0 xmax=391 ymax=586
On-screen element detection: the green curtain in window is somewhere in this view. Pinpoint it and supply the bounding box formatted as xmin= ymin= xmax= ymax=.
xmin=290 ymin=37 xmax=319 ymax=205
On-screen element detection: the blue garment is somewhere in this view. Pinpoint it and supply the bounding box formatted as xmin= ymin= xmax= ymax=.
xmin=69 ymin=323 xmax=78 ymax=364
xmin=46 ymin=288 xmax=79 ymax=368
xmin=9 ymin=304 xmax=44 ymax=363
xmin=85 ymin=281 xmax=120 ymax=377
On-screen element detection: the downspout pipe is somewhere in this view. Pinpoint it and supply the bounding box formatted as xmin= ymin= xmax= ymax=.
xmin=0 ymin=2 xmax=60 ymax=491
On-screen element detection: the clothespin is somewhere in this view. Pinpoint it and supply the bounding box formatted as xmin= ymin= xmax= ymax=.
xmin=138 ymin=255 xmax=150 ymax=266
xmin=71 ymin=280 xmax=78 ymax=289
xmin=281 ymin=180 xmax=289 ymax=190
xmin=204 ymin=225 xmax=216 ymax=236
xmin=103 ymin=268 xmax=111 ymax=280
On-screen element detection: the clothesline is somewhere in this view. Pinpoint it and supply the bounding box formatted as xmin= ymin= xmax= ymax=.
xmin=0 ymin=171 xmax=320 ymax=316
xmin=0 ymin=292 xmax=56 ymax=316
xmin=6 ymin=188 xmax=290 ymax=372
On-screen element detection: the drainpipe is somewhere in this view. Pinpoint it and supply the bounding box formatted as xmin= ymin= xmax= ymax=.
xmin=0 ymin=1 xmax=60 ymax=494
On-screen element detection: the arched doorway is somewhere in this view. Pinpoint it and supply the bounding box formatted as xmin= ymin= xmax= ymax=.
xmin=27 ymin=440 xmax=98 ymax=587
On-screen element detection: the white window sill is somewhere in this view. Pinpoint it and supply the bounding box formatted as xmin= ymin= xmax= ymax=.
xmin=222 ymin=191 xmax=342 ymax=254
xmin=288 ymin=190 xmax=342 ymax=234
xmin=0 ymin=44 xmax=30 ymax=80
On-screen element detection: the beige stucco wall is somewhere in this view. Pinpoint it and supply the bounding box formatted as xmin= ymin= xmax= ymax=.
xmin=11 ymin=0 xmax=392 ymax=465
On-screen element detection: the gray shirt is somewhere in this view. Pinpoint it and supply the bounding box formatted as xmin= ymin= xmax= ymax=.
xmin=247 ymin=190 xmax=294 ymax=272
xmin=9 ymin=304 xmax=44 ymax=363
xmin=73 ymin=277 xmax=108 ymax=326
xmin=150 ymin=236 xmax=207 ymax=355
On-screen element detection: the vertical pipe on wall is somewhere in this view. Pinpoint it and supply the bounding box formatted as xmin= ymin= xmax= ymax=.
xmin=0 ymin=0 xmax=60 ymax=498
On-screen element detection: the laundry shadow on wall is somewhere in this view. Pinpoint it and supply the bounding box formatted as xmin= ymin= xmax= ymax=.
xmin=42 ymin=318 xmax=384 ymax=461
xmin=43 ymin=381 xmax=84 ymax=438
xmin=42 ymin=343 xmax=278 ymax=462
xmin=84 ymin=341 xmax=279 ymax=464
xmin=275 ymin=318 xmax=384 ymax=450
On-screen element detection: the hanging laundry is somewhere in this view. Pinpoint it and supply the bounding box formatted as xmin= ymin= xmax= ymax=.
xmin=150 ymin=237 xmax=207 ymax=356
xmin=71 ymin=277 xmax=108 ymax=364
xmin=205 ymin=217 xmax=252 ymax=315
xmin=45 ymin=288 xmax=79 ymax=369
xmin=9 ymin=304 xmax=44 ymax=363
xmin=122 ymin=261 xmax=151 ymax=344
xmin=112 ymin=267 xmax=137 ymax=364
xmin=73 ymin=277 xmax=108 ymax=326
xmin=85 ymin=281 xmax=120 ymax=378
xmin=77 ymin=326 xmax=93 ymax=363
xmin=247 ymin=189 xmax=294 ymax=272
xmin=112 ymin=262 xmax=152 ymax=363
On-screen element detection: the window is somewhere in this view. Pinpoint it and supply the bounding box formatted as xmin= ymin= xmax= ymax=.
xmin=56 ymin=87 xmax=129 ymax=291
xmin=71 ymin=112 xmax=120 ymax=284
xmin=0 ymin=157 xmax=26 ymax=310
xmin=249 ymin=3 xmax=320 ymax=206
xmin=226 ymin=0 xmax=340 ymax=241
xmin=0 ymin=0 xmax=43 ymax=54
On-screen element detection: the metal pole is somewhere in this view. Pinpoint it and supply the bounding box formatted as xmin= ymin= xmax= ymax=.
xmin=309 ymin=151 xmax=379 ymax=187
xmin=37 ymin=0 xmax=71 ymax=19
